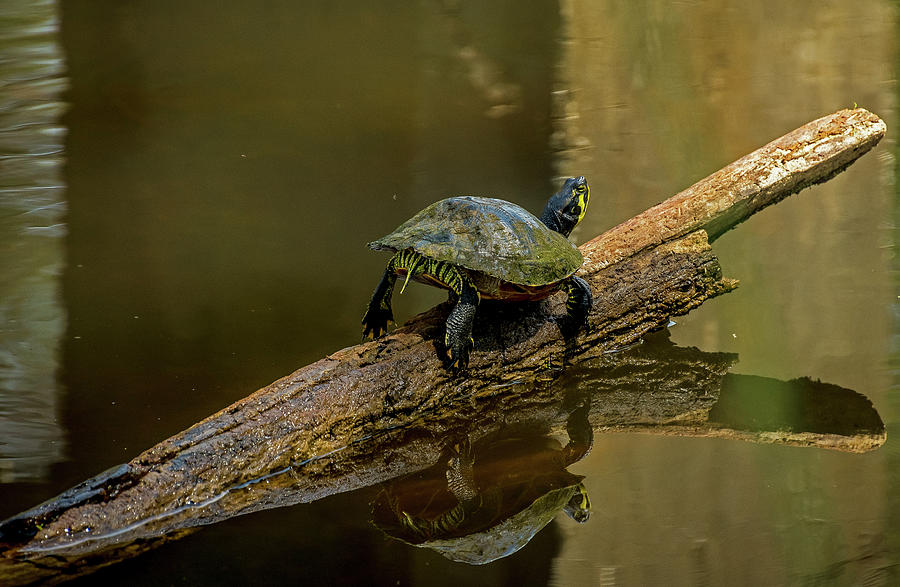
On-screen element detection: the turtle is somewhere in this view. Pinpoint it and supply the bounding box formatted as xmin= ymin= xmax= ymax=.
xmin=362 ymin=176 xmax=592 ymax=370
xmin=370 ymin=400 xmax=594 ymax=565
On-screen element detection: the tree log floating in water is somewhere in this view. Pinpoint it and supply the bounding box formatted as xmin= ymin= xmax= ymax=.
xmin=0 ymin=109 xmax=887 ymax=584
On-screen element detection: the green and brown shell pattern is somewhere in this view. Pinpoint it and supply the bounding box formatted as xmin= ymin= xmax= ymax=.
xmin=369 ymin=196 xmax=583 ymax=299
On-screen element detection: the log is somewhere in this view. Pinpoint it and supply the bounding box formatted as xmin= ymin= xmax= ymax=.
xmin=581 ymin=107 xmax=887 ymax=269
xmin=0 ymin=109 xmax=887 ymax=584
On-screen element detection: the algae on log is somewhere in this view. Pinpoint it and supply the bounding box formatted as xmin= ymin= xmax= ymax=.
xmin=0 ymin=109 xmax=887 ymax=583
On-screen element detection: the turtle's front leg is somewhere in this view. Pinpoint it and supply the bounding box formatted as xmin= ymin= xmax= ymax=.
xmin=363 ymin=250 xmax=425 ymax=339
xmin=362 ymin=266 xmax=397 ymax=340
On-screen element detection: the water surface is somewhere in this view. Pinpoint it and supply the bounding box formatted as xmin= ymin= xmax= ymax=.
xmin=0 ymin=0 xmax=897 ymax=585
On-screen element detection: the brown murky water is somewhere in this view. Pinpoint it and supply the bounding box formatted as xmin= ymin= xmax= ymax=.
xmin=1 ymin=0 xmax=897 ymax=585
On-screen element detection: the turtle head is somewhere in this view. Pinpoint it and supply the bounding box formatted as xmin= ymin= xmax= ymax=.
xmin=539 ymin=176 xmax=590 ymax=237
xmin=563 ymin=482 xmax=591 ymax=523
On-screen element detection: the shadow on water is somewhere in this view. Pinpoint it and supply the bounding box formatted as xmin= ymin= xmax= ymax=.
xmin=0 ymin=331 xmax=884 ymax=584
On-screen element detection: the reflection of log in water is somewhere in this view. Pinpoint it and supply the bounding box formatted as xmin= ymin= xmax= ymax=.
xmin=565 ymin=332 xmax=885 ymax=452
xmin=370 ymin=332 xmax=886 ymax=565
xmin=0 ymin=331 xmax=884 ymax=584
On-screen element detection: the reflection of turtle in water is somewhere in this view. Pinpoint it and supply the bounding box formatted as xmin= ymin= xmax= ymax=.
xmin=371 ymin=402 xmax=593 ymax=565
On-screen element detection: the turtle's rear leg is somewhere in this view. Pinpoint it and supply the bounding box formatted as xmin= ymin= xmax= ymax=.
xmin=562 ymin=275 xmax=593 ymax=334
xmin=445 ymin=278 xmax=479 ymax=371
xmin=445 ymin=437 xmax=477 ymax=504
xmin=425 ymin=258 xmax=480 ymax=371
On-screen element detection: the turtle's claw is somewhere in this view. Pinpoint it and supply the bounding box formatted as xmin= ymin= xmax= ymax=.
xmin=362 ymin=306 xmax=393 ymax=340
xmin=448 ymin=436 xmax=474 ymax=462
xmin=447 ymin=336 xmax=473 ymax=372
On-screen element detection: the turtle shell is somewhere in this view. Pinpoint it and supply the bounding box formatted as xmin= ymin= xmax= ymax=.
xmin=419 ymin=483 xmax=583 ymax=565
xmin=368 ymin=196 xmax=583 ymax=287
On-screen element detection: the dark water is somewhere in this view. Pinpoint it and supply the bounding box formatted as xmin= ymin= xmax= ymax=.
xmin=1 ymin=0 xmax=898 ymax=585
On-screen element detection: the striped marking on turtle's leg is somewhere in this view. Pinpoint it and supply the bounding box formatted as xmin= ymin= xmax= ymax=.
xmin=365 ymin=249 xmax=480 ymax=370
xmin=394 ymin=249 xmax=425 ymax=294
xmin=362 ymin=250 xmax=438 ymax=339
xmin=400 ymin=437 xmax=480 ymax=538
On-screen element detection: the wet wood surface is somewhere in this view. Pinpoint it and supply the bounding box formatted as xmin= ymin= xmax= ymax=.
xmin=0 ymin=109 xmax=887 ymax=585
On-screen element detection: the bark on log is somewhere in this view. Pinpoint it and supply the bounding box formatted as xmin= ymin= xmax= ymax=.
xmin=0 ymin=109 xmax=887 ymax=584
